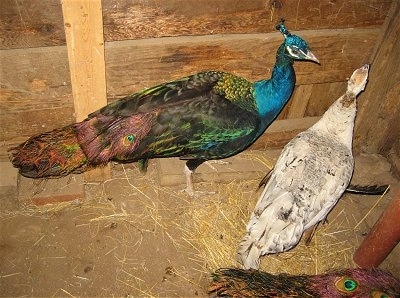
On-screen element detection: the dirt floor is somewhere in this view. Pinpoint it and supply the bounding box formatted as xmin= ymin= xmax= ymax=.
xmin=0 ymin=150 xmax=399 ymax=297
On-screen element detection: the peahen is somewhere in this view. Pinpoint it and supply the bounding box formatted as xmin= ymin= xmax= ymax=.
xmin=209 ymin=267 xmax=400 ymax=298
xmin=237 ymin=65 xmax=371 ymax=269
xmin=9 ymin=20 xmax=319 ymax=196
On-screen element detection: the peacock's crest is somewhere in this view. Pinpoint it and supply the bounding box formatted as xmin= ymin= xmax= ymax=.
xmin=275 ymin=19 xmax=291 ymax=37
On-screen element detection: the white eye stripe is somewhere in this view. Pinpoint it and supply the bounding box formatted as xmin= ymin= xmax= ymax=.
xmin=286 ymin=45 xmax=305 ymax=57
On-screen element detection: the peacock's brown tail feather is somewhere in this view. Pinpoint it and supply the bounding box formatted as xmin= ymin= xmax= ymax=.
xmin=8 ymin=124 xmax=89 ymax=178
xmin=208 ymin=268 xmax=400 ymax=298
xmin=209 ymin=268 xmax=311 ymax=297
xmin=9 ymin=111 xmax=158 ymax=178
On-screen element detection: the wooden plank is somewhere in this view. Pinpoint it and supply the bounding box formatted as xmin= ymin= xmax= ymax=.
xmin=0 ymin=107 xmax=75 ymax=142
xmin=0 ymin=0 xmax=65 ymax=49
xmin=104 ymin=28 xmax=379 ymax=97
xmin=0 ymin=46 xmax=72 ymax=113
xmin=62 ymin=0 xmax=107 ymax=121
xmin=156 ymin=150 xmax=275 ymax=187
xmin=17 ymin=174 xmax=85 ymax=206
xmin=0 ymin=161 xmax=18 ymax=187
xmin=250 ymin=116 xmax=321 ymax=150
xmin=102 ymin=0 xmax=391 ymax=41
xmin=354 ymin=1 xmax=400 ymax=160
xmin=303 ymin=81 xmax=346 ymax=117
xmin=279 ymin=84 xmax=314 ymax=119
xmin=62 ymin=0 xmax=110 ymax=180
xmin=0 ymin=0 xmax=392 ymax=49
xmin=280 ymin=80 xmax=351 ymax=121
xmin=287 ymin=85 xmax=314 ymax=119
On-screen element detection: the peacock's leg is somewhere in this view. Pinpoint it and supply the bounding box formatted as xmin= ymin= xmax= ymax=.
xmin=183 ymin=159 xmax=215 ymax=197
xmin=183 ymin=164 xmax=196 ymax=197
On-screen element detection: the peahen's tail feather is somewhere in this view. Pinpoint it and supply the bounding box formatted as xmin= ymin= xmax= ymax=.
xmin=346 ymin=184 xmax=390 ymax=195
xmin=237 ymin=234 xmax=262 ymax=270
xmin=9 ymin=124 xmax=89 ymax=178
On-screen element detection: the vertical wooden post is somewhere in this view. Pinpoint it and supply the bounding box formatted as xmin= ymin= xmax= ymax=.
xmin=354 ymin=1 xmax=400 ymax=159
xmin=62 ymin=0 xmax=110 ymax=181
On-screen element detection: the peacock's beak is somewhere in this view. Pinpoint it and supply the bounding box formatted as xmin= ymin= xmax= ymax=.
xmin=305 ymin=50 xmax=319 ymax=64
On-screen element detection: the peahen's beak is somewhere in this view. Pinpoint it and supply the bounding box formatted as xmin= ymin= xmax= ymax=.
xmin=305 ymin=50 xmax=319 ymax=64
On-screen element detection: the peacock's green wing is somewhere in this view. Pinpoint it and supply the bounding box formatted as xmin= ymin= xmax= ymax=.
xmin=129 ymin=90 xmax=261 ymax=161
xmin=88 ymin=71 xmax=258 ymax=118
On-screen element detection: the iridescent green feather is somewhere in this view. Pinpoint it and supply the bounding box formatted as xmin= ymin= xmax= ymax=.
xmin=213 ymin=73 xmax=256 ymax=113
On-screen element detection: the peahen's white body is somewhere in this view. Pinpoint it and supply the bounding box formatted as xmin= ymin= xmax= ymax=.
xmin=237 ymin=65 xmax=370 ymax=270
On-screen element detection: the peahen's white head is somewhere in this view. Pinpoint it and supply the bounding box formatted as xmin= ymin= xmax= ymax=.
xmin=347 ymin=64 xmax=369 ymax=96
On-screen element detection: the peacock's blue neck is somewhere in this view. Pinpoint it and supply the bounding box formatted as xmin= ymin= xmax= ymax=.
xmin=253 ymin=45 xmax=296 ymax=135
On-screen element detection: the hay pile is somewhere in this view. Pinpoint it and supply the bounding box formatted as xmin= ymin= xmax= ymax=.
xmin=2 ymin=151 xmax=396 ymax=296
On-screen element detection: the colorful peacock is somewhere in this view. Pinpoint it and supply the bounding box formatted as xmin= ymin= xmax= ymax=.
xmin=9 ymin=20 xmax=319 ymax=196
xmin=209 ymin=267 xmax=400 ymax=298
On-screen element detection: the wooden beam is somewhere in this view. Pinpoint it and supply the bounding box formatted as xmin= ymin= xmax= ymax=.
xmin=250 ymin=117 xmax=320 ymax=150
xmin=1 ymin=0 xmax=392 ymax=49
xmin=62 ymin=0 xmax=110 ymax=181
xmin=354 ymin=1 xmax=400 ymax=163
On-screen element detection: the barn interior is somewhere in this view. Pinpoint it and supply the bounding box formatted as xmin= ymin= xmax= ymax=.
xmin=0 ymin=0 xmax=399 ymax=296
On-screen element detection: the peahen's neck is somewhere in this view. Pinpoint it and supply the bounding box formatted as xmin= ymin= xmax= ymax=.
xmin=253 ymin=44 xmax=296 ymax=133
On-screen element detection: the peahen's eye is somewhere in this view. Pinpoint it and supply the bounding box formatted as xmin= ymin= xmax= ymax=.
xmin=370 ymin=290 xmax=392 ymax=298
xmin=335 ymin=276 xmax=358 ymax=293
xmin=123 ymin=134 xmax=135 ymax=146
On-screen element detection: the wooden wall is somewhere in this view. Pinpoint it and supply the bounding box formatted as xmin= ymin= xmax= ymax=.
xmin=0 ymin=0 xmax=397 ymax=164
xmin=354 ymin=2 xmax=400 ymax=175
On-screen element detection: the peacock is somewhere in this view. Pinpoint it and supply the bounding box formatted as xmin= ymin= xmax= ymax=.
xmin=208 ymin=267 xmax=400 ymax=298
xmin=237 ymin=65 xmax=371 ymax=269
xmin=9 ymin=20 xmax=319 ymax=196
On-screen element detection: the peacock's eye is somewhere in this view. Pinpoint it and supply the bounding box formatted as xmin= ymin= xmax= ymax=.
xmin=335 ymin=276 xmax=358 ymax=293
xmin=370 ymin=290 xmax=392 ymax=298
xmin=286 ymin=45 xmax=300 ymax=57
xmin=123 ymin=134 xmax=135 ymax=146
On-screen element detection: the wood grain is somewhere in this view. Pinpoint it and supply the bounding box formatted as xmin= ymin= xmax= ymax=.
xmin=250 ymin=116 xmax=321 ymax=150
xmin=0 ymin=0 xmax=65 ymax=49
xmin=354 ymin=1 xmax=400 ymax=162
xmin=102 ymin=0 xmax=391 ymax=41
xmin=0 ymin=0 xmax=392 ymax=49
xmin=62 ymin=0 xmax=110 ymax=180
xmin=62 ymin=0 xmax=107 ymax=121
xmin=104 ymin=28 xmax=379 ymax=97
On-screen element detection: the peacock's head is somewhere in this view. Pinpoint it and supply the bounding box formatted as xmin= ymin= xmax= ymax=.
xmin=276 ymin=20 xmax=319 ymax=64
